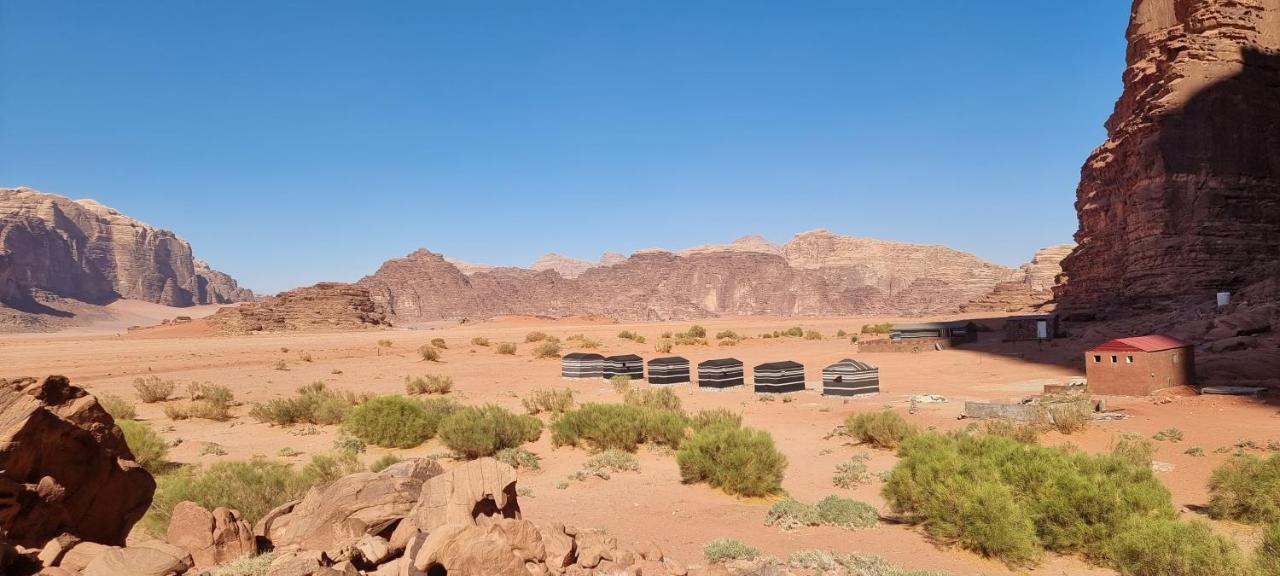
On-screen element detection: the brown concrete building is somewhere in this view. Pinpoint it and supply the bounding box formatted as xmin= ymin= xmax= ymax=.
xmin=1085 ymin=335 xmax=1194 ymax=395
xmin=1004 ymin=314 xmax=1059 ymax=341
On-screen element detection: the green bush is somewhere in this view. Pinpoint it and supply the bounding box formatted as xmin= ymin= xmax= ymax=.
xmin=832 ymin=453 xmax=871 ymax=489
xmin=571 ymin=449 xmax=641 ymax=481
xmin=496 ymin=446 xmax=541 ymax=471
xmin=144 ymin=458 xmax=316 ymax=535
xmin=418 ymin=344 xmax=441 ymax=361
xmin=99 ymin=393 xmax=137 ymax=421
xmin=804 ymin=330 xmax=823 ymax=340
xmin=1106 ymin=518 xmax=1249 ymax=576
xmin=552 ymin=403 xmax=687 ymax=452
xmin=623 ymin=387 xmax=682 ymax=411
xmin=495 ymin=342 xmax=517 ymax=355
xmin=816 ymin=495 xmax=878 ymax=529
xmin=298 ymin=451 xmax=362 ymax=485
xmin=1153 ymin=427 xmax=1184 ymax=442
xmin=249 ymin=383 xmax=364 ymax=426
xmin=676 ymin=423 xmax=787 ymax=497
xmin=883 ymin=432 xmax=1177 ymax=567
xmin=368 ymin=454 xmax=402 ymax=473
xmin=861 ymin=322 xmax=893 ymax=334
xmin=522 ymin=388 xmax=574 ymax=415
xmin=405 ymin=374 xmax=454 ymax=395
xmin=766 ymin=497 xmax=821 ymax=530
xmin=783 ymin=326 xmax=804 ymax=337
xmin=983 ymin=418 xmax=1039 ymax=444
xmin=211 ymin=552 xmax=277 ymax=576
xmin=692 ymin=409 xmax=742 ymax=430
xmin=166 ymin=382 xmax=235 ymax=421
xmin=471 ymin=337 xmax=490 ymax=347
xmin=610 ymin=374 xmax=632 ymax=394
xmin=654 ymin=340 xmax=674 ymax=353
xmin=685 ymin=325 xmax=707 ymax=338
xmin=430 ymin=337 xmax=447 ymax=349
xmin=1112 ymin=433 xmax=1157 ymax=468
xmin=532 ymin=340 xmax=562 ymax=359
xmin=704 ymin=539 xmax=759 ymax=563
xmin=133 ymin=376 xmax=175 ymax=403
xmin=118 ymin=419 xmax=169 ymax=473
xmin=845 ymin=410 xmax=917 ymax=449
xmin=525 ymin=331 xmax=549 ymax=343
xmin=714 ymin=330 xmax=739 ymax=340
xmin=345 ymin=395 xmax=454 ymax=448
xmin=1255 ymin=522 xmax=1280 ymax=576
xmin=438 ymin=404 xmax=542 ymax=459
xmin=1208 ymin=453 xmax=1280 ymax=524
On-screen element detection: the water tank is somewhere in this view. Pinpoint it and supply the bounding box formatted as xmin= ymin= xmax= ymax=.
xmin=1216 ymin=291 xmax=1231 ymax=307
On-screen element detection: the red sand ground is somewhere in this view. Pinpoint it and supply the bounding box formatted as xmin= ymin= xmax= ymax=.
xmin=3 ymin=314 xmax=1275 ymax=575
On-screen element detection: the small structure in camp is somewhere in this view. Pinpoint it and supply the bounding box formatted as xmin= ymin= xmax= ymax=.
xmin=603 ymin=354 xmax=645 ymax=381
xmin=648 ymin=356 xmax=691 ymax=385
xmin=1085 ymin=335 xmax=1194 ymax=395
xmin=891 ymin=321 xmax=978 ymax=343
xmin=1004 ymin=314 xmax=1059 ymax=341
xmin=754 ymin=361 xmax=806 ymax=393
xmin=821 ymin=358 xmax=879 ymax=397
xmin=561 ymin=353 xmax=605 ymax=379
xmin=697 ymin=358 xmax=744 ymax=389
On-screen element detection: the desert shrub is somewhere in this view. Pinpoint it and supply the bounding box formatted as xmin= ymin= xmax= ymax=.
xmin=816 ymin=495 xmax=878 ymax=528
xmin=377 ymin=339 xmax=393 ymax=348
xmin=470 ymin=337 xmax=490 ymax=347
xmin=861 ymin=322 xmax=893 ymax=334
xmin=984 ymin=418 xmax=1039 ymax=444
xmin=496 ymin=446 xmax=541 ymax=471
xmin=418 ymin=344 xmax=441 ymax=362
xmin=766 ymin=497 xmax=822 ymax=530
xmin=1153 ymin=427 xmax=1185 ymax=442
xmin=495 ymin=342 xmax=517 ymax=355
xmin=211 ymin=552 xmax=277 ymax=576
xmin=430 ymin=337 xmax=447 ymax=349
xmin=715 ymin=330 xmax=739 ymax=340
xmin=571 ymin=449 xmax=640 ymax=481
xmin=641 ymin=408 xmax=690 ymax=447
xmin=704 ymin=539 xmax=759 ymax=563
xmin=610 ymin=374 xmax=631 ymax=394
xmin=849 ymin=335 xmax=859 ymax=344
xmin=405 ymin=374 xmax=454 ymax=395
xmin=522 ymin=388 xmax=574 ymax=415
xmin=574 ymin=336 xmax=602 ymax=349
xmin=438 ymin=404 xmax=542 ymax=459
xmin=671 ymin=334 xmax=707 ymax=346
xmin=1208 ymin=453 xmax=1280 ymax=524
xmin=685 ymin=325 xmax=707 ymax=338
xmin=345 ymin=395 xmax=448 ymax=449
xmin=200 ymin=443 xmax=228 ymax=456
xmin=836 ymin=329 xmax=847 ymax=337
xmin=1112 ymin=432 xmax=1157 ymax=468
xmin=134 ymin=376 xmax=176 ymax=403
xmin=299 ymin=451 xmax=362 ymax=485
xmin=623 ymin=387 xmax=682 ymax=411
xmin=833 ymin=453 xmax=872 ymax=488
xmin=249 ymin=383 xmax=363 ymax=426
xmin=551 ymin=403 xmax=644 ymax=452
xmin=1185 ymin=447 xmax=1206 ymax=457
xmin=167 ymin=382 xmax=235 ymax=421
xmin=1045 ymin=402 xmax=1091 ymax=434
xmin=677 ymin=423 xmax=787 ymax=497
xmin=298 ymin=351 xmax=313 ymax=363
xmin=617 ymin=330 xmax=640 ymax=341
xmin=368 ymin=454 xmax=402 ymax=473
xmin=1106 ymin=518 xmax=1248 ymax=576
xmin=717 ymin=339 xmax=738 ymax=347
xmin=532 ymin=340 xmax=562 ymax=359
xmin=883 ymin=432 xmax=1177 ymax=567
xmin=783 ymin=326 xmax=804 ymax=337
xmin=692 ymin=408 xmax=741 ymax=430
xmin=332 ymin=433 xmax=366 ymax=454
xmin=525 ymin=331 xmax=549 ymax=343
xmin=654 ymin=340 xmax=674 ymax=353
xmin=277 ymin=447 xmax=301 ymax=457
xmin=99 ymin=393 xmax=136 ymax=421
xmin=845 ymin=410 xmax=917 ymax=449
xmin=272 ymin=360 xmax=288 ymax=371
xmin=118 ymin=419 xmax=169 ymax=473
xmin=1255 ymin=522 xmax=1280 ymax=576
xmin=145 ymin=458 xmax=315 ymax=535
xmin=804 ymin=330 xmax=823 ymax=340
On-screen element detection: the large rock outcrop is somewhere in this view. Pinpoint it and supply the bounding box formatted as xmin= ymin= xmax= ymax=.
xmin=206 ymin=282 xmax=390 ymax=333
xmin=0 ymin=187 xmax=252 ymax=308
xmin=963 ymin=244 xmax=1073 ymax=313
xmin=0 ymin=376 xmax=155 ymax=548
xmin=1055 ymin=0 xmax=1280 ymax=310
xmin=357 ymin=230 xmax=1028 ymax=322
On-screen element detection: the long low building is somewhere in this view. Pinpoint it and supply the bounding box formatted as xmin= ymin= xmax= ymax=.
xmin=648 ymin=356 xmax=691 ymax=384
xmin=561 ymin=353 xmax=605 ymax=379
xmin=754 ymin=361 xmax=805 ymax=393
xmin=603 ymin=354 xmax=645 ymax=381
xmin=822 ymin=358 xmax=880 ymax=397
xmin=697 ymin=358 xmax=744 ymax=389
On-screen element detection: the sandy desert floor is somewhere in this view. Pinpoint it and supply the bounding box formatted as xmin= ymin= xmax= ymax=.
xmin=3 ymin=313 xmax=1276 ymax=575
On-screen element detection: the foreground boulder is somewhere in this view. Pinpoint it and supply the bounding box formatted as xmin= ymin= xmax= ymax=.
xmin=0 ymin=376 xmax=154 ymax=547
xmin=389 ymin=458 xmax=520 ymax=549
xmin=165 ymin=501 xmax=256 ymax=569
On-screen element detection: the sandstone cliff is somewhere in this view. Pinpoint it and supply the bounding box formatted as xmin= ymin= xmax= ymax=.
xmin=963 ymin=244 xmax=1074 ymax=313
xmin=1056 ymin=0 xmax=1280 ymax=310
xmin=0 ymin=187 xmax=252 ymax=308
xmin=357 ymin=231 xmax=1035 ymax=322
xmin=205 ymin=282 xmax=389 ymax=333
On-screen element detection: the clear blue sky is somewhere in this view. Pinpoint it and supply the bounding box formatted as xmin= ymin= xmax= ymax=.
xmin=0 ymin=1 xmax=1129 ymax=294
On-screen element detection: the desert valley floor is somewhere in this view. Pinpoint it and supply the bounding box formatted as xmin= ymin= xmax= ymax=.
xmin=4 ymin=313 xmax=1276 ymax=575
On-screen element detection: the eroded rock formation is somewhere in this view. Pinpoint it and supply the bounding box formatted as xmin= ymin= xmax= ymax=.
xmin=963 ymin=244 xmax=1073 ymax=313
xmin=0 ymin=187 xmax=252 ymax=308
xmin=1056 ymin=0 xmax=1280 ymax=310
xmin=206 ymin=283 xmax=390 ymax=333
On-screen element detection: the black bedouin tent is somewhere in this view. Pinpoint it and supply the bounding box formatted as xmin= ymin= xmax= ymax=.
xmin=753 ymin=361 xmax=805 ymax=393
xmin=561 ymin=353 xmax=605 ymax=379
xmin=697 ymin=358 xmax=744 ymax=389
xmin=603 ymin=354 xmax=645 ymax=380
xmin=821 ymin=358 xmax=880 ymax=397
xmin=647 ymin=356 xmax=691 ymax=384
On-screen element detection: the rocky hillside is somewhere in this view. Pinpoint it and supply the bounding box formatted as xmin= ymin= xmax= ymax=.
xmin=0 ymin=187 xmax=252 ymax=308
xmin=356 ymin=230 xmax=1058 ymax=322
xmin=206 ymin=282 xmax=389 ymax=333
xmin=1055 ymin=0 xmax=1280 ymax=310
xmin=962 ymin=244 xmax=1074 ymax=313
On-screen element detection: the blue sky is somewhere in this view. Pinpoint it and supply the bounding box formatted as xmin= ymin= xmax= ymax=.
xmin=0 ymin=1 xmax=1129 ymax=294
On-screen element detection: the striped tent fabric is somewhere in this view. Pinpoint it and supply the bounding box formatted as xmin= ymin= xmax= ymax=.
xmin=647 ymin=356 xmax=691 ymax=384
xmin=822 ymin=358 xmax=880 ymax=397
xmin=602 ymin=354 xmax=645 ymax=381
xmin=561 ymin=353 xmax=605 ymax=379
xmin=753 ymin=361 xmax=805 ymax=393
xmin=697 ymin=358 xmax=744 ymax=389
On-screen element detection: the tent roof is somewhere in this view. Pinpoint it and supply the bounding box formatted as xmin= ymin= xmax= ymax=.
xmin=562 ymin=353 xmax=605 ymax=361
xmin=698 ymin=358 xmax=742 ymax=367
xmin=1090 ymin=334 xmax=1189 ymax=353
xmin=605 ymin=354 xmax=644 ymax=362
xmin=755 ymin=361 xmax=803 ymax=371
xmin=893 ymin=321 xmax=976 ymax=331
xmin=648 ymin=356 xmax=689 ymax=365
xmin=824 ymin=358 xmax=877 ymax=372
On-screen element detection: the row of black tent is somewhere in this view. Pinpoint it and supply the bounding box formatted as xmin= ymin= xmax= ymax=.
xmin=560 ymin=353 xmax=879 ymax=396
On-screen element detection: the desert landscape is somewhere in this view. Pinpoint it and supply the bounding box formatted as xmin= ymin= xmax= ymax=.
xmin=3 ymin=0 xmax=1280 ymax=575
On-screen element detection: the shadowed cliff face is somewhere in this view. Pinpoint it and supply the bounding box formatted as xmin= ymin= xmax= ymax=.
xmin=1057 ymin=0 xmax=1280 ymax=310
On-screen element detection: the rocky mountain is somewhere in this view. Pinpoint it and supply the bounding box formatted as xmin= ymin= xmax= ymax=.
xmin=206 ymin=282 xmax=389 ymax=333
xmin=529 ymin=253 xmax=598 ymax=278
xmin=356 ymin=230 xmax=1057 ymax=322
xmin=0 ymin=187 xmax=252 ymax=308
xmin=963 ymin=244 xmax=1074 ymax=313
xmin=1055 ymin=0 xmax=1280 ymax=310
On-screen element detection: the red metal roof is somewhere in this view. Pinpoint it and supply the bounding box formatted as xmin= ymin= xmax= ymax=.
xmin=1090 ymin=334 xmax=1190 ymax=353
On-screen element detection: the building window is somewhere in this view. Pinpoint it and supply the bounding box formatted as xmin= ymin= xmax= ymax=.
xmin=1111 ymin=355 xmax=1118 ymax=364
xmin=1093 ymin=355 xmax=1101 ymax=363
xmin=1126 ymin=355 xmax=1134 ymax=364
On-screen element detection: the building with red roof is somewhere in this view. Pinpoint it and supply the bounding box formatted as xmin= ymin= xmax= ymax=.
xmin=1085 ymin=334 xmax=1194 ymax=395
